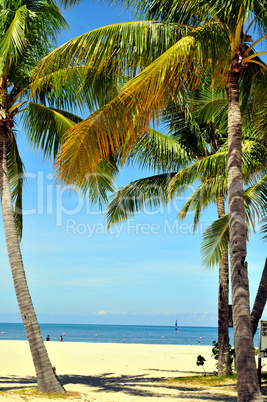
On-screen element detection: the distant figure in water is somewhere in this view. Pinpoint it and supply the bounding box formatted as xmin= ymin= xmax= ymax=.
xmin=46 ymin=335 xmax=50 ymax=341
xmin=198 ymin=341 xmax=201 ymax=346
xmin=60 ymin=335 xmax=63 ymax=342
xmin=175 ymin=320 xmax=179 ymax=332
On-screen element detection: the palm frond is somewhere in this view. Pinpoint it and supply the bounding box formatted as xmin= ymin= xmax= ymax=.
xmin=194 ymin=88 xmax=228 ymax=133
xmin=55 ymin=21 xmax=231 ymax=186
xmin=178 ymin=176 xmax=227 ymax=229
xmin=32 ymin=21 xmax=191 ymax=85
xmin=168 ymin=151 xmax=228 ymax=198
xmin=169 ymin=112 xmax=211 ymax=157
xmin=80 ymin=157 xmax=119 ymax=210
xmin=201 ymin=214 xmax=229 ymax=268
xmin=260 ymin=212 xmax=267 ymax=240
xmin=127 ymin=129 xmax=190 ymax=172
xmin=31 ymin=1 xmax=68 ymax=45
xmin=245 ymin=173 xmax=267 ymax=234
xmin=0 ymin=5 xmax=30 ymax=72
xmin=106 ymin=173 xmax=175 ymax=227
xmin=200 ymin=173 xmax=266 ymax=267
xmin=31 ymin=65 xmax=121 ymax=112
xmin=22 ymin=102 xmax=79 ymax=160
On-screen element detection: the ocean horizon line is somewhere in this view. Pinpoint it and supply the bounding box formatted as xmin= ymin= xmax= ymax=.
xmin=0 ymin=322 xmax=240 ymax=346
xmin=0 ymin=322 xmax=219 ymax=328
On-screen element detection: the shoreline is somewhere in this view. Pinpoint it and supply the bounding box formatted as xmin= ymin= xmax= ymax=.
xmin=0 ymin=323 xmax=235 ymax=347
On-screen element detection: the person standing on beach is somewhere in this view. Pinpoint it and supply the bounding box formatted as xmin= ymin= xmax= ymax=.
xmin=46 ymin=335 xmax=50 ymax=341
xmin=60 ymin=335 xmax=63 ymax=342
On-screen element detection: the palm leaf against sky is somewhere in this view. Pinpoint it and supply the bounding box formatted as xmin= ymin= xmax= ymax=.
xmin=201 ymin=215 xmax=230 ymax=268
xmin=106 ymin=69 xmax=265 ymax=229
xmin=107 ymin=138 xmax=265 ymax=238
xmin=31 ymin=19 xmax=231 ymax=184
xmin=172 ymin=80 xmax=267 ymax=265
xmin=201 ymin=172 xmax=267 ymax=268
xmin=31 ymin=0 xmax=267 ymax=189
xmin=106 ymin=77 xmax=266 ymax=241
xmin=32 ymin=21 xmax=190 ymax=81
xmin=6 ymin=16 xmax=125 ymax=218
xmin=59 ymin=21 xmax=230 ymax=182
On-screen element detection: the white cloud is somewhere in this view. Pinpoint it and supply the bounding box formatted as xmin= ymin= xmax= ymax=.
xmin=93 ymin=310 xmax=127 ymax=316
xmin=95 ymin=310 xmax=107 ymax=315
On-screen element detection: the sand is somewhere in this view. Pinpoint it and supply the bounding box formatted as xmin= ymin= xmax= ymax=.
xmin=0 ymin=341 xmax=238 ymax=401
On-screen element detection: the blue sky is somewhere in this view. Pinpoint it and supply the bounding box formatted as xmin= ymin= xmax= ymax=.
xmin=0 ymin=1 xmax=266 ymax=327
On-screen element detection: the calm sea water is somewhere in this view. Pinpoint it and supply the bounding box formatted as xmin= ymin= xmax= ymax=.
xmin=0 ymin=323 xmax=259 ymax=347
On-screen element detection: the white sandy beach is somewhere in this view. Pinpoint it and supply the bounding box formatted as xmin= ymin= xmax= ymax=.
xmin=0 ymin=341 xmax=238 ymax=401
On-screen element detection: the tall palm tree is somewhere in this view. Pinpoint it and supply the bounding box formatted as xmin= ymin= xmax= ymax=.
xmin=106 ymin=84 xmax=266 ymax=376
xmin=107 ymin=114 xmax=232 ymax=378
xmin=0 ymin=0 xmax=121 ymax=392
xmin=0 ymin=0 xmax=68 ymax=392
xmin=170 ymin=90 xmax=231 ymax=377
xmin=32 ymin=2 xmax=267 ymax=398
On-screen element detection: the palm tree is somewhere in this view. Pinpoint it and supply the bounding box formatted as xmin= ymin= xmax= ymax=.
xmin=0 ymin=0 xmax=121 ymax=393
xmin=170 ymin=92 xmax=231 ymax=377
xmin=107 ymin=84 xmax=267 ymax=376
xmin=32 ymin=1 xmax=267 ymax=398
xmin=107 ymin=106 xmax=232 ymax=377
xmin=0 ymin=0 xmax=68 ymax=392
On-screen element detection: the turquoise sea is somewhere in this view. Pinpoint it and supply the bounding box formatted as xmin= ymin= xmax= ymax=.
xmin=0 ymin=323 xmax=259 ymax=347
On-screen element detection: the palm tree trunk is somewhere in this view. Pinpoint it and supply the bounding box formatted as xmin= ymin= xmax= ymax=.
xmin=251 ymin=258 xmax=267 ymax=337
xmin=216 ymin=196 xmax=231 ymax=377
xmin=0 ymin=128 xmax=65 ymax=394
xmin=226 ymin=69 xmax=262 ymax=401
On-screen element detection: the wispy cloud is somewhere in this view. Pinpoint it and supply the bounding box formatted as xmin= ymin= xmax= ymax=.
xmin=93 ymin=310 xmax=127 ymax=315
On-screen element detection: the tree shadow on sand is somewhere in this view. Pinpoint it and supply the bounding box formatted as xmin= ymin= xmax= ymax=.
xmin=0 ymin=373 xmax=238 ymax=400
xmin=58 ymin=373 xmax=237 ymax=401
xmin=0 ymin=375 xmax=36 ymax=391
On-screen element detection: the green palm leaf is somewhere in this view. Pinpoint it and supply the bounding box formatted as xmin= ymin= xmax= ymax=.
xmin=245 ymin=173 xmax=267 ymax=235
xmin=81 ymin=157 xmax=119 ymax=209
xmin=127 ymin=129 xmax=190 ymax=172
xmin=194 ymin=89 xmax=228 ymax=133
xmin=201 ymin=214 xmax=229 ymax=268
xmin=55 ymin=21 xmax=231 ymax=185
xmin=106 ymin=174 xmax=175 ymax=227
xmin=168 ymin=151 xmax=227 ymax=197
xmin=0 ymin=5 xmax=30 ymax=73
xmin=32 ymin=21 xmax=191 ymax=84
xmin=200 ymin=175 xmax=267 ymax=267
xmin=23 ymin=102 xmax=79 ymax=160
xmin=31 ymin=65 xmax=122 ymax=112
xmin=178 ymin=177 xmax=227 ymax=229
